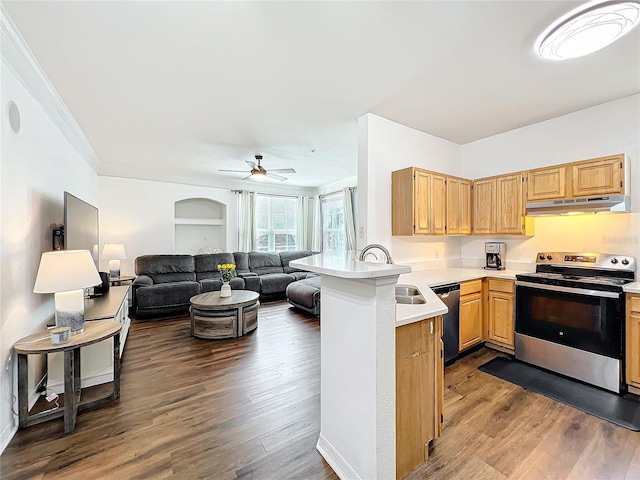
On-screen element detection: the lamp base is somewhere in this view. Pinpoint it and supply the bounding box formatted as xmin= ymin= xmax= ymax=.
xmin=54 ymin=289 xmax=85 ymax=335
xmin=108 ymin=259 xmax=121 ymax=280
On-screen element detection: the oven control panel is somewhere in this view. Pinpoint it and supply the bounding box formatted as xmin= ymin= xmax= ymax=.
xmin=535 ymin=252 xmax=636 ymax=272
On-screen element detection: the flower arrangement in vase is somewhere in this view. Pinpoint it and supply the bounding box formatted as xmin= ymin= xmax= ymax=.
xmin=218 ymin=263 xmax=236 ymax=297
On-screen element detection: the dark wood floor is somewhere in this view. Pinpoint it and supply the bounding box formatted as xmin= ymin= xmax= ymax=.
xmin=2 ymin=302 xmax=640 ymax=479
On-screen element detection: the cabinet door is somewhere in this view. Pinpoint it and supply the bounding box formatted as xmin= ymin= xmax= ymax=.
xmin=626 ymin=295 xmax=640 ymax=388
xmin=460 ymin=292 xmax=483 ymax=351
xmin=528 ymin=166 xmax=566 ymax=201
xmin=488 ymin=291 xmax=514 ymax=348
xmin=459 ymin=180 xmax=471 ymax=235
xmin=496 ymin=173 xmax=524 ymax=234
xmin=571 ymin=156 xmax=623 ymax=197
xmin=447 ymin=177 xmax=460 ymax=235
xmin=472 ymin=178 xmax=496 ymax=234
xmin=431 ymin=174 xmax=447 ymax=235
xmin=396 ymin=317 xmax=439 ymax=480
xmin=414 ymin=169 xmax=432 ymax=234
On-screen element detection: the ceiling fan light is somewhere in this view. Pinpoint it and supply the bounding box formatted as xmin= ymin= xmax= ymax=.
xmin=536 ymin=0 xmax=640 ymax=61
xmin=252 ymin=170 xmax=266 ymax=181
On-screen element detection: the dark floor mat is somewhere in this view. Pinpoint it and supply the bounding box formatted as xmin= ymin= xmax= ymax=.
xmin=478 ymin=357 xmax=640 ymax=431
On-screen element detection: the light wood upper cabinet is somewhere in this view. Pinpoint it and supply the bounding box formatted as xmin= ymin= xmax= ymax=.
xmin=472 ymin=173 xmax=532 ymax=236
xmin=431 ymin=174 xmax=447 ymax=235
xmin=396 ymin=315 xmax=443 ymax=480
xmin=446 ymin=176 xmax=471 ymax=236
xmin=391 ymin=168 xmax=449 ymax=236
xmin=496 ymin=173 xmax=525 ymax=234
xmin=626 ymin=294 xmax=640 ymax=390
xmin=527 ymin=166 xmax=566 ymax=201
xmin=472 ymin=178 xmax=496 ymax=235
xmin=447 ymin=177 xmax=460 ymax=235
xmin=459 ymin=279 xmax=483 ymax=352
xmin=487 ymin=279 xmax=515 ymax=350
xmin=459 ymin=180 xmax=471 ymax=235
xmin=571 ymin=154 xmax=624 ymax=197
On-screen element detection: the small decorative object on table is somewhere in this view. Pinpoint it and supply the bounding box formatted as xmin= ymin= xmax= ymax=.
xmin=218 ymin=263 xmax=236 ymax=297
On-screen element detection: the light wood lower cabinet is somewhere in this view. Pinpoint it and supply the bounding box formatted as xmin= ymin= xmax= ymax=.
xmin=396 ymin=315 xmax=443 ymax=480
xmin=486 ymin=279 xmax=515 ymax=351
xmin=626 ymin=294 xmax=640 ymax=391
xmin=459 ymin=280 xmax=483 ymax=351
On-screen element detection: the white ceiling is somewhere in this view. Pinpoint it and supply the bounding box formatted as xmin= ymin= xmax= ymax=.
xmin=3 ymin=1 xmax=639 ymax=189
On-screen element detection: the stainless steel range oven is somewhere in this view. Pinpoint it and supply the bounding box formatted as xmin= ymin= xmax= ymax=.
xmin=515 ymin=252 xmax=635 ymax=393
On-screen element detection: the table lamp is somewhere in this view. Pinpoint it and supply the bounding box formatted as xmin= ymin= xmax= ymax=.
xmin=33 ymin=250 xmax=101 ymax=334
xmin=101 ymin=243 xmax=127 ymax=279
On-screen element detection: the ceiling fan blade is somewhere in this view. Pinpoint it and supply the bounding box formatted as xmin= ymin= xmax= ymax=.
xmin=241 ymin=174 xmax=252 ymax=180
xmin=268 ymin=168 xmax=296 ymax=174
xmin=219 ymin=169 xmax=250 ymax=173
xmin=266 ymin=172 xmax=287 ymax=181
xmin=246 ymin=160 xmax=256 ymax=169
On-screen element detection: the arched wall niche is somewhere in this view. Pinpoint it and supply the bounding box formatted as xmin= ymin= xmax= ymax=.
xmin=174 ymin=198 xmax=227 ymax=253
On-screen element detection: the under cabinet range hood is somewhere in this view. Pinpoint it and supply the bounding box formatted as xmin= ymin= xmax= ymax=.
xmin=526 ymin=195 xmax=631 ymax=216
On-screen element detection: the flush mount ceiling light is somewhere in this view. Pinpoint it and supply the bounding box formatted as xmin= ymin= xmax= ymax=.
xmin=536 ymin=0 xmax=640 ymax=60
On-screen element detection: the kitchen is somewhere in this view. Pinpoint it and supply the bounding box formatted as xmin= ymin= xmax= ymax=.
xmin=293 ymin=94 xmax=639 ymax=479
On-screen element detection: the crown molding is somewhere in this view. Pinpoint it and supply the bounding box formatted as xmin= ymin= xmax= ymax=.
xmin=1 ymin=6 xmax=100 ymax=171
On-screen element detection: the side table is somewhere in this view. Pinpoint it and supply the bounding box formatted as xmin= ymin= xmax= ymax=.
xmin=109 ymin=275 xmax=136 ymax=286
xmin=14 ymin=320 xmax=122 ymax=434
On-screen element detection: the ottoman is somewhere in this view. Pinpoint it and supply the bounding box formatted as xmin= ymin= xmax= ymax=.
xmin=286 ymin=275 xmax=321 ymax=316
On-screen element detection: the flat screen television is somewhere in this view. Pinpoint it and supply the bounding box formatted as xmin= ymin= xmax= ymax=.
xmin=63 ymin=191 xmax=99 ymax=269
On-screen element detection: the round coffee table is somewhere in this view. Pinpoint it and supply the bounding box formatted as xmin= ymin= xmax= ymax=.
xmin=190 ymin=290 xmax=260 ymax=339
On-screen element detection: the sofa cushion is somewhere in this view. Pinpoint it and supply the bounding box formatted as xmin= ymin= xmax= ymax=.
xmin=194 ymin=253 xmax=236 ymax=280
xmin=135 ymin=281 xmax=200 ymax=309
xmin=259 ymin=273 xmax=296 ymax=295
xmin=280 ymin=250 xmax=316 ymax=274
xmin=233 ymin=252 xmax=251 ymax=274
xmin=136 ymin=255 xmax=196 ymax=284
xmin=249 ymin=252 xmax=284 ymax=275
xmin=286 ymin=276 xmax=321 ymax=310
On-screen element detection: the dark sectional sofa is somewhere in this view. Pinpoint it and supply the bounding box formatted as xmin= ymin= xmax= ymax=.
xmin=132 ymin=250 xmax=318 ymax=318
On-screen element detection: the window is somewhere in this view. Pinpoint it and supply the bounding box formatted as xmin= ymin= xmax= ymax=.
xmin=321 ymin=192 xmax=346 ymax=251
xmin=255 ymin=194 xmax=297 ymax=252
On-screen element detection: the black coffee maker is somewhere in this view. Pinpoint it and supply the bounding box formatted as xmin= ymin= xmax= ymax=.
xmin=484 ymin=242 xmax=506 ymax=270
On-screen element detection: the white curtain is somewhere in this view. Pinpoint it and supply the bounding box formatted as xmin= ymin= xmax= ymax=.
xmin=311 ymin=195 xmax=323 ymax=252
xmin=296 ymin=195 xmax=312 ymax=250
xmin=237 ymin=190 xmax=256 ymax=252
xmin=343 ymin=187 xmax=357 ymax=250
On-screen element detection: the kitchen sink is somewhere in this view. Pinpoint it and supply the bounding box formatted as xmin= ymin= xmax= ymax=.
xmin=395 ymin=284 xmax=426 ymax=304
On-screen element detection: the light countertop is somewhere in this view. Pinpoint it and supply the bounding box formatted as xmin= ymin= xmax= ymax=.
xmin=394 ymin=267 xmax=530 ymax=327
xmin=290 ymin=251 xmax=411 ymax=279
xmin=625 ymin=282 xmax=640 ymax=294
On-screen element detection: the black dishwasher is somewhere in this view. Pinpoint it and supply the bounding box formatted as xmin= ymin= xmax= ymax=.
xmin=432 ymin=283 xmax=460 ymax=364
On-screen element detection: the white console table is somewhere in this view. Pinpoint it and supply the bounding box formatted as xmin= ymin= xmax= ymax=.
xmin=48 ymin=286 xmax=130 ymax=392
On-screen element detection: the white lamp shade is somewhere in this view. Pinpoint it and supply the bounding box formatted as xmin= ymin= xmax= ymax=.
xmin=101 ymin=243 xmax=127 ymax=260
xmin=33 ymin=250 xmax=102 ymax=293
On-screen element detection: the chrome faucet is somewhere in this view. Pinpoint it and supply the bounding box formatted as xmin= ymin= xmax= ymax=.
xmin=359 ymin=244 xmax=394 ymax=264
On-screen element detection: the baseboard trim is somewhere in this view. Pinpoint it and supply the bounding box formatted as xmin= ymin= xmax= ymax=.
xmin=0 ymin=417 xmax=17 ymax=455
xmin=47 ymin=371 xmax=114 ymax=395
xmin=316 ymin=433 xmax=361 ymax=480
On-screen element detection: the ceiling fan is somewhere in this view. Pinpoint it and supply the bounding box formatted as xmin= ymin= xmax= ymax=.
xmin=219 ymin=155 xmax=296 ymax=181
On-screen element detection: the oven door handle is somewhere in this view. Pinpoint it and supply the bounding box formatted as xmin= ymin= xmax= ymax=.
xmin=515 ymin=281 xmax=621 ymax=299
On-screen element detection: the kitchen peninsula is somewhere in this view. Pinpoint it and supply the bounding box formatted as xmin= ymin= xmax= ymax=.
xmin=291 ymin=252 xmax=447 ymax=480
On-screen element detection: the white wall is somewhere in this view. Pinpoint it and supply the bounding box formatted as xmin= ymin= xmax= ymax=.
xmin=460 ymin=94 xmax=640 ymax=268
xmin=98 ymin=176 xmax=239 ymax=275
xmin=1 ymin=61 xmax=98 ymax=453
xmin=357 ymin=113 xmax=463 ymax=267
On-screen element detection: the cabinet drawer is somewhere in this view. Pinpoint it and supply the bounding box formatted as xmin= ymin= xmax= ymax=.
xmin=460 ymin=279 xmax=483 ymax=296
xmin=488 ymin=278 xmax=514 ymax=294
xmin=630 ymin=295 xmax=640 ymax=314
